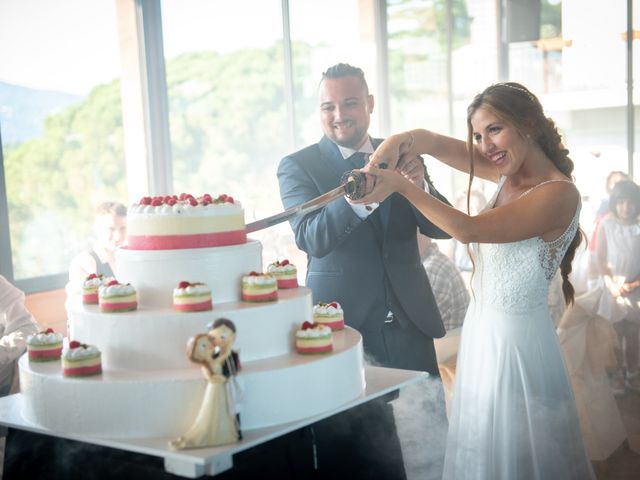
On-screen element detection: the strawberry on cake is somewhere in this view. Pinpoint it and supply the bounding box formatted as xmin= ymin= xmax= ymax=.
xmin=27 ymin=328 xmax=64 ymax=362
xmin=295 ymin=322 xmax=333 ymax=354
xmin=241 ymin=272 xmax=278 ymax=302
xmin=313 ymin=301 xmax=344 ymax=330
xmin=127 ymin=193 xmax=246 ymax=250
xmin=99 ymin=280 xmax=138 ymax=312
xmin=82 ymin=273 xmax=112 ymax=304
xmin=62 ymin=340 xmax=102 ymax=377
xmin=267 ymin=259 xmax=298 ymax=289
xmin=173 ymin=281 xmax=213 ymax=312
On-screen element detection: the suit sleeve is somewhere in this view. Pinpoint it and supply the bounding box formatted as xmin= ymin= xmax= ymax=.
xmin=412 ymin=165 xmax=452 ymax=239
xmin=277 ymin=155 xmax=363 ymax=258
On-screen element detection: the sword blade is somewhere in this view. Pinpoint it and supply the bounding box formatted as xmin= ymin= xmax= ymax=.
xmin=246 ymin=181 xmax=352 ymax=233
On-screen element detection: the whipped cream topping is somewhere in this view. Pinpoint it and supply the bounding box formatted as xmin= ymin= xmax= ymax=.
xmin=129 ymin=201 xmax=242 ymax=217
xmin=296 ymin=325 xmax=332 ymax=338
xmin=267 ymin=263 xmax=297 ymax=274
xmin=99 ymin=283 xmax=136 ymax=298
xmin=63 ymin=344 xmax=101 ymax=360
xmin=243 ymin=274 xmax=276 ymax=286
xmin=27 ymin=331 xmax=63 ymax=345
xmin=83 ymin=275 xmax=113 ymax=289
xmin=173 ymin=284 xmax=211 ymax=296
xmin=314 ymin=303 xmax=343 ymax=315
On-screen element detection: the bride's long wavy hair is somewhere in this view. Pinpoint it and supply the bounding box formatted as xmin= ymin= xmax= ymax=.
xmin=464 ymin=82 xmax=584 ymax=306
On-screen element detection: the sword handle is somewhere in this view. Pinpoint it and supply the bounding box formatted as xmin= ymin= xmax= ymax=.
xmin=340 ymin=170 xmax=368 ymax=200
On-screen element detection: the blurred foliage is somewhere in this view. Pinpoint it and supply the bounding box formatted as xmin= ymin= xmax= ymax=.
xmin=4 ymin=42 xmax=317 ymax=278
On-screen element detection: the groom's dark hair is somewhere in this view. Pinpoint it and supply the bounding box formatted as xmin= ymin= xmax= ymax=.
xmin=321 ymin=63 xmax=369 ymax=95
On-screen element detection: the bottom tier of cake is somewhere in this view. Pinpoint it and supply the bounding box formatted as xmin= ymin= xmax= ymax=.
xmin=18 ymin=328 xmax=365 ymax=439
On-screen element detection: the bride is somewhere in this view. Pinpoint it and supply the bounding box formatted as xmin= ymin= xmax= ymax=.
xmin=356 ymin=82 xmax=595 ymax=479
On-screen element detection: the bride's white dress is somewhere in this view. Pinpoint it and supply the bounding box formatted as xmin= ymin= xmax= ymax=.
xmin=442 ymin=178 xmax=595 ymax=480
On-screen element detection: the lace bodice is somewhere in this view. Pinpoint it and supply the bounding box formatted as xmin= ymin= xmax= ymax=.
xmin=471 ymin=178 xmax=581 ymax=312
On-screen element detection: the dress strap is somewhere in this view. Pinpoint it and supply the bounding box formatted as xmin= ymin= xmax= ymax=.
xmin=518 ymin=179 xmax=575 ymax=199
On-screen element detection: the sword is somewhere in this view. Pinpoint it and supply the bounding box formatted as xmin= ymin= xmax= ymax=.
xmin=246 ymin=170 xmax=368 ymax=233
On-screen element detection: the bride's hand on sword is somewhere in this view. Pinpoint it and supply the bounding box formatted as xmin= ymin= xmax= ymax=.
xmin=355 ymin=161 xmax=414 ymax=204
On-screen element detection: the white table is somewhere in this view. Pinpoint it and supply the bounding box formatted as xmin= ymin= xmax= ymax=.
xmin=0 ymin=365 xmax=427 ymax=478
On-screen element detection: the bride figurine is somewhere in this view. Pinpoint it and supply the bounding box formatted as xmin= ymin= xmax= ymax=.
xmin=169 ymin=318 xmax=241 ymax=450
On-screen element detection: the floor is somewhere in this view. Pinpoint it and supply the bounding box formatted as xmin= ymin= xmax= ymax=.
xmin=595 ymin=390 xmax=640 ymax=480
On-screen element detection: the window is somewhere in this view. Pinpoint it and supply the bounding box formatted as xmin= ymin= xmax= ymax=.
xmin=0 ymin=0 xmax=125 ymax=290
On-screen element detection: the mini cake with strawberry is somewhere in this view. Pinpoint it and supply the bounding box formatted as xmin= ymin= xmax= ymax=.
xmin=27 ymin=328 xmax=64 ymax=362
xmin=98 ymin=280 xmax=138 ymax=313
xmin=82 ymin=273 xmax=112 ymax=304
xmin=267 ymin=259 xmax=298 ymax=289
xmin=313 ymin=301 xmax=344 ymax=330
xmin=241 ymin=272 xmax=278 ymax=302
xmin=127 ymin=193 xmax=246 ymax=250
xmin=62 ymin=340 xmax=102 ymax=377
xmin=295 ymin=321 xmax=333 ymax=354
xmin=173 ymin=281 xmax=213 ymax=312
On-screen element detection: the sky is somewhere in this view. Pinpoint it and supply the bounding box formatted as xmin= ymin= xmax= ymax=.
xmin=0 ymin=0 xmax=121 ymax=94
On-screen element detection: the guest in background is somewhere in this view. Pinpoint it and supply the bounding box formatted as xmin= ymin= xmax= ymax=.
xmin=595 ymin=179 xmax=640 ymax=394
xmin=418 ymin=234 xmax=469 ymax=331
xmin=588 ymin=170 xmax=630 ymax=260
xmin=0 ymin=275 xmax=38 ymax=478
xmin=0 ymin=275 xmax=39 ymax=398
xmin=0 ymin=274 xmax=39 ymax=471
xmin=67 ymin=201 xmax=127 ymax=294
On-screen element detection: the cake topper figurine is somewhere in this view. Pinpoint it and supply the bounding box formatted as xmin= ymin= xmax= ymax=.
xmin=169 ymin=318 xmax=242 ymax=450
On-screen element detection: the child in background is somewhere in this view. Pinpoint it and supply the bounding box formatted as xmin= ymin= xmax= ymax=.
xmin=595 ymin=180 xmax=640 ymax=394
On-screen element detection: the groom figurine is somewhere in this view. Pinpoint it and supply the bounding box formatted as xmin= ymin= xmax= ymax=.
xmin=277 ymin=63 xmax=450 ymax=479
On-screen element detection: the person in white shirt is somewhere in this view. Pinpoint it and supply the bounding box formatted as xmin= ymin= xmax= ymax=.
xmin=0 ymin=275 xmax=39 ymax=398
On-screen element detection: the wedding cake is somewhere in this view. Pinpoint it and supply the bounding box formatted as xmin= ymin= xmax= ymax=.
xmin=18 ymin=195 xmax=366 ymax=439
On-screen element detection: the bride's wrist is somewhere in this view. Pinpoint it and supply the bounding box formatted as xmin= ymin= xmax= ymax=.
xmin=399 ymin=131 xmax=414 ymax=154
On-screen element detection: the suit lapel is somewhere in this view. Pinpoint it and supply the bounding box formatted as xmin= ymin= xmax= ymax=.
xmin=318 ymin=136 xmax=352 ymax=183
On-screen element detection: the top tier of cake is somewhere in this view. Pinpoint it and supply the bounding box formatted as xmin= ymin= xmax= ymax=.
xmin=126 ymin=193 xmax=246 ymax=250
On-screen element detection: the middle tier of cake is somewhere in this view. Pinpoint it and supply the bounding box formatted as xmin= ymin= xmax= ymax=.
xmin=67 ymin=287 xmax=313 ymax=370
xmin=115 ymin=240 xmax=263 ymax=308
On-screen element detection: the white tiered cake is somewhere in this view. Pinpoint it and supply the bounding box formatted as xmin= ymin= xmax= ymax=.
xmin=18 ymin=197 xmax=366 ymax=440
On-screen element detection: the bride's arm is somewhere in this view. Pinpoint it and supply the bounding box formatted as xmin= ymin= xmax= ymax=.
xmin=370 ymin=129 xmax=500 ymax=183
xmin=358 ymin=168 xmax=579 ymax=244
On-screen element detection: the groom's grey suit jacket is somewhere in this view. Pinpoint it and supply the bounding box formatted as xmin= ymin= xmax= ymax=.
xmin=277 ymin=135 xmax=450 ymax=373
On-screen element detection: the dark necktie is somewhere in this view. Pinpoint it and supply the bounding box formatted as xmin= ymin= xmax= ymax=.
xmin=348 ymin=151 xmax=367 ymax=169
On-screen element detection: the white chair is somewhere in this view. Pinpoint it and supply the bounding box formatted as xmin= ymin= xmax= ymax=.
xmin=557 ymin=288 xmax=627 ymax=461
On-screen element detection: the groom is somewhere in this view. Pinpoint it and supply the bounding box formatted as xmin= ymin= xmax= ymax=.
xmin=277 ymin=63 xmax=450 ymax=479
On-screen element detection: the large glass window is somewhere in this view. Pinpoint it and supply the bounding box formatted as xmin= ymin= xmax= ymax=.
xmin=504 ymin=1 xmax=633 ymax=233
xmin=0 ymin=0 xmax=125 ymax=288
xmin=161 ymin=0 xmax=294 ymax=271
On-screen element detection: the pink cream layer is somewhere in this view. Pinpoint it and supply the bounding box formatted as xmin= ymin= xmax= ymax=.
xmin=315 ymin=319 xmax=344 ymax=331
xmin=82 ymin=292 xmax=98 ymax=304
xmin=100 ymin=301 xmax=138 ymax=312
xmin=241 ymin=291 xmax=278 ymax=302
xmin=174 ymin=300 xmax=213 ymax=312
xmin=127 ymin=230 xmax=246 ymax=250
xmin=28 ymin=347 xmax=62 ymax=360
xmin=63 ymin=364 xmax=102 ymax=377
xmin=276 ymin=278 xmax=298 ymax=289
xmin=296 ymin=344 xmax=333 ymax=354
